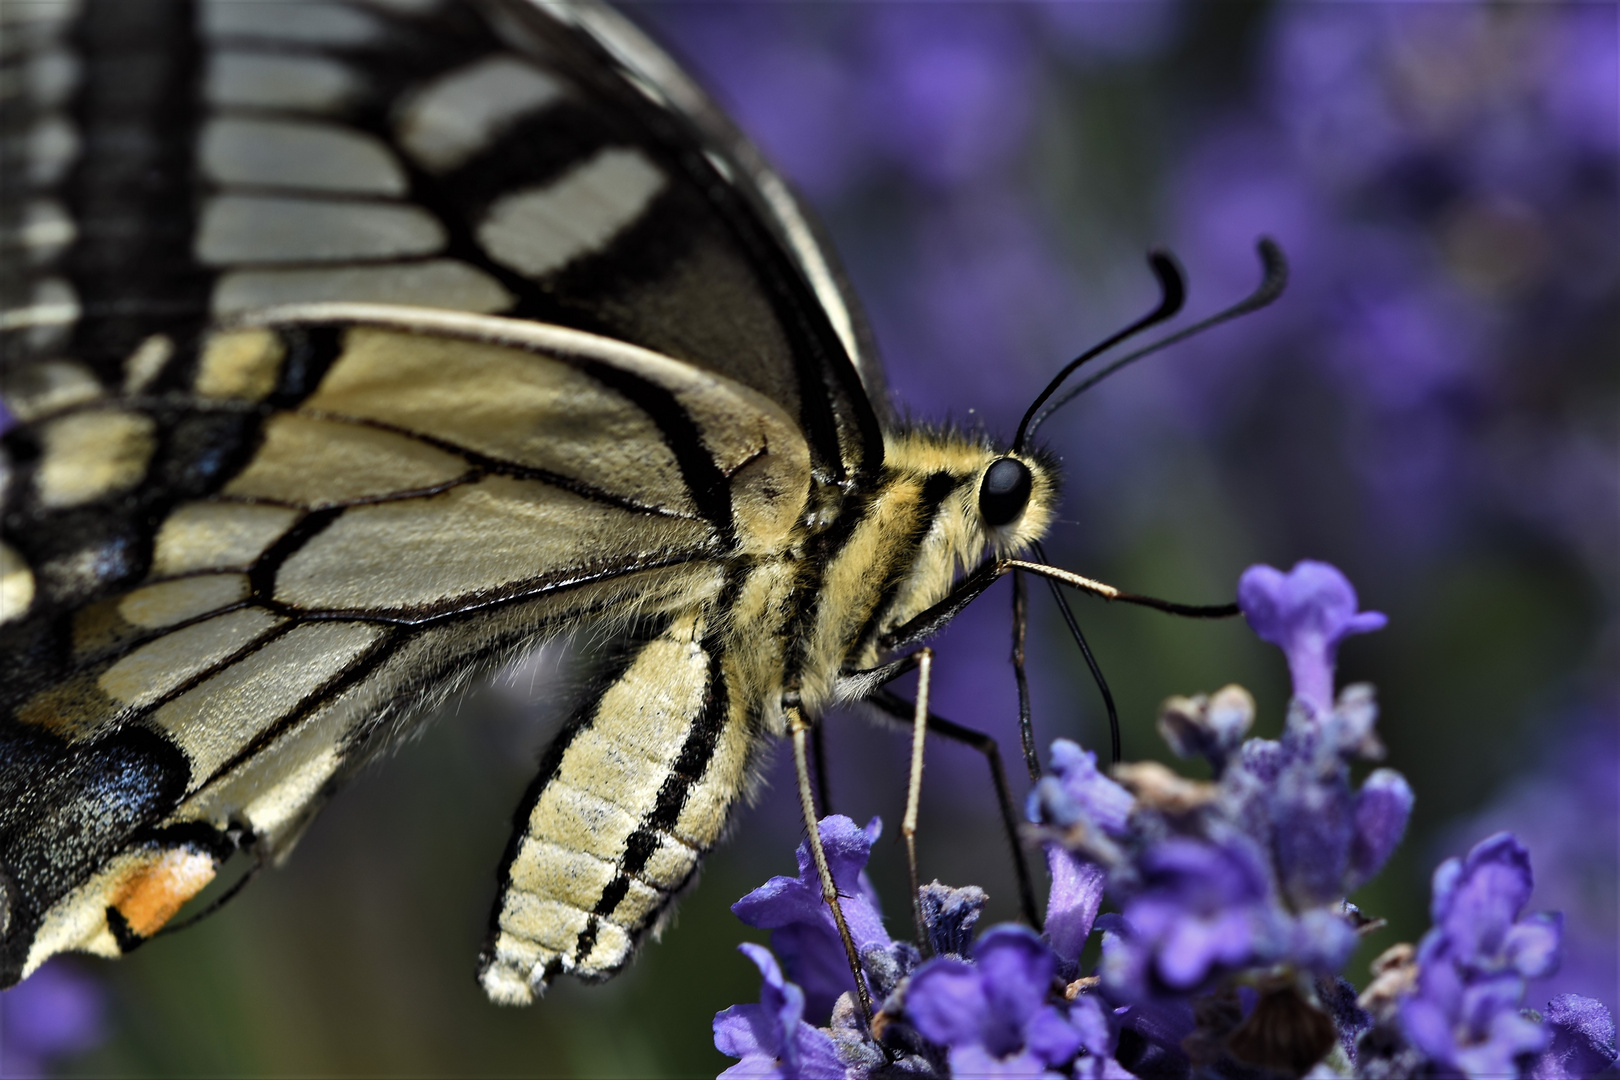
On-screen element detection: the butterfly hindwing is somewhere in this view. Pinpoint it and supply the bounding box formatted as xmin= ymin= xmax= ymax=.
xmin=0 ymin=307 xmax=812 ymax=982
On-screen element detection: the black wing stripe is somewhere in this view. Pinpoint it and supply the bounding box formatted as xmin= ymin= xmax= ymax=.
xmin=63 ymin=0 xmax=213 ymax=387
xmin=564 ymin=355 xmax=734 ymax=541
xmin=484 ymin=2 xmax=886 ymax=481
xmin=189 ymin=623 xmax=398 ymax=795
xmin=267 ymin=551 xmax=714 ymax=627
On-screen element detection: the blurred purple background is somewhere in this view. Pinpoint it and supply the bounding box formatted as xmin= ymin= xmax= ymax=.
xmin=0 ymin=961 xmax=104 ymax=1078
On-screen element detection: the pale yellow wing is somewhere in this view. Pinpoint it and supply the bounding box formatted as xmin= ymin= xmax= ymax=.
xmin=0 ymin=307 xmax=810 ymax=981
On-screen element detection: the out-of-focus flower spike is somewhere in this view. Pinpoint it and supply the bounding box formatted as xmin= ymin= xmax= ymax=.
xmin=1428 ymin=832 xmax=1536 ymax=959
xmin=0 ymin=960 xmax=105 ymax=1079
xmin=1397 ymin=833 xmax=1578 ymax=1077
xmin=1505 ymin=911 xmax=1564 ymax=981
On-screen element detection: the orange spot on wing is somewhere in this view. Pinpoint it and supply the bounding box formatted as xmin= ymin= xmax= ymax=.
xmin=112 ymin=849 xmax=218 ymax=937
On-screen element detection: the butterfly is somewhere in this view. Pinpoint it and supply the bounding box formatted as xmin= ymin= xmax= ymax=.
xmin=0 ymin=0 xmax=1271 ymax=1008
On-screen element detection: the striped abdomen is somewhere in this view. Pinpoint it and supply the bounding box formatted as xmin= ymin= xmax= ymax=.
xmin=478 ymin=598 xmax=771 ymax=1004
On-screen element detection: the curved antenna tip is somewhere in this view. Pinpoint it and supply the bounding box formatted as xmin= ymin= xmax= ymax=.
xmin=1147 ymin=249 xmax=1188 ymax=312
xmin=1255 ymin=237 xmax=1288 ymax=300
xmin=1023 ymin=237 xmax=1293 ymax=433
xmin=1013 ymin=247 xmax=1188 ymax=451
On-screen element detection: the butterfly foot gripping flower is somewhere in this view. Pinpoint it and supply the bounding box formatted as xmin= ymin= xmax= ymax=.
xmin=714 ymin=814 xmax=1128 ymax=1078
xmin=731 ymin=816 xmax=894 ymax=1025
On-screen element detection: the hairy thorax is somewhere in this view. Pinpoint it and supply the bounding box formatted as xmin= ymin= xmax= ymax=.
xmin=787 ymin=425 xmax=1059 ymax=717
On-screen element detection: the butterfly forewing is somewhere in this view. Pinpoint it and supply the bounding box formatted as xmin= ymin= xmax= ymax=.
xmin=1 ymin=0 xmax=881 ymax=480
xmin=1 ymin=301 xmax=814 ymax=983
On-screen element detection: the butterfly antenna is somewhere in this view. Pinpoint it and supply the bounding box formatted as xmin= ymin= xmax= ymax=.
xmin=1023 ymin=238 xmax=1288 ymax=442
xmin=1012 ymin=250 xmax=1185 ymax=453
xmin=1032 ymin=541 xmax=1121 ymax=764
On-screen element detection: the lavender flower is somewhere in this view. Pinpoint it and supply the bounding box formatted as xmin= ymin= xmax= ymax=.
xmin=906 ymin=926 xmax=1082 ymax=1076
xmin=0 ymin=959 xmax=105 ymax=1077
xmin=732 ymin=815 xmax=892 ymax=1022
xmin=1100 ymin=833 xmax=1302 ymax=1000
xmin=714 ymin=943 xmax=844 ymax=1080
xmin=1236 ymin=561 xmax=1387 ymax=716
xmin=714 ymin=812 xmax=1131 ymax=1078
xmin=1046 ymin=561 xmax=1411 ymax=1076
xmin=1350 ymin=832 xmax=1618 ymax=1079
xmin=1097 ymin=562 xmax=1400 ymax=1012
xmin=1533 ymin=994 xmax=1619 ymax=1080
xmin=1446 ymin=711 xmax=1619 ymax=1009
xmin=1398 ymin=832 xmax=1563 ymax=1078
xmin=1027 ymin=740 xmax=1132 ymax=973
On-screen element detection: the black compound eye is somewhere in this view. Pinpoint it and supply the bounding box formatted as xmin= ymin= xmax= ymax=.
xmin=978 ymin=457 xmax=1033 ymax=527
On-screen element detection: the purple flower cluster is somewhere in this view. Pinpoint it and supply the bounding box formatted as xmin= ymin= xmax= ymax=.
xmin=711 ymin=563 xmax=1618 ymax=1078
xmin=1176 ymin=5 xmax=1620 ymax=573
xmin=715 ymin=944 xmax=844 ymax=1080
xmin=1082 ymin=562 xmax=1403 ymax=1039
xmin=1446 ymin=712 xmax=1620 ymax=1011
xmin=642 ymin=4 xmax=1616 ymax=593
xmin=715 ymin=814 xmax=1125 ymax=1079
xmin=1398 ymin=834 xmax=1568 ymax=1076
xmin=1353 ymin=831 xmax=1617 ymax=1080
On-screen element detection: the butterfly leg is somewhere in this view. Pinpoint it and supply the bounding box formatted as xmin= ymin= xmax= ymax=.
xmin=900 ymin=649 xmax=933 ymax=955
xmin=867 ymin=688 xmax=1040 ymax=929
xmin=787 ymin=705 xmax=877 ymax=1027
xmin=1012 ymin=568 xmax=1039 ymax=782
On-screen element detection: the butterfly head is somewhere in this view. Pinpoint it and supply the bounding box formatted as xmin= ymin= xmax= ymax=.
xmin=883 ymin=428 xmax=1059 ymax=567
xmin=973 ymin=449 xmax=1059 ymax=559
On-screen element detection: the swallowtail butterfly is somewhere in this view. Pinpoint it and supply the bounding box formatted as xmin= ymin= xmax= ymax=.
xmin=0 ymin=0 xmax=1255 ymax=1006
